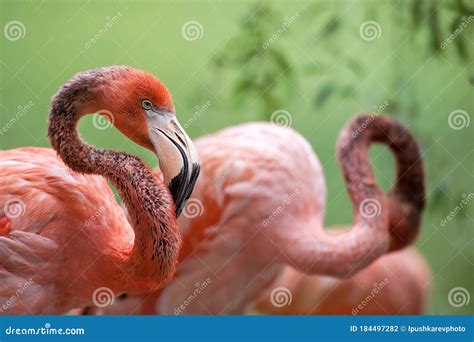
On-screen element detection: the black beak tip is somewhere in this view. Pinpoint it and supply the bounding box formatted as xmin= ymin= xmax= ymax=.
xmin=175 ymin=205 xmax=184 ymax=217
xmin=169 ymin=163 xmax=200 ymax=218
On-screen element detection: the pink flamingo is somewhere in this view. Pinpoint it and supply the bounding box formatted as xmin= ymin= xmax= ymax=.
xmin=89 ymin=114 xmax=426 ymax=315
xmin=0 ymin=66 xmax=199 ymax=314
xmin=255 ymin=247 xmax=431 ymax=315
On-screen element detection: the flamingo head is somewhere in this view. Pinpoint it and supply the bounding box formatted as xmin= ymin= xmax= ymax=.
xmin=98 ymin=66 xmax=200 ymax=217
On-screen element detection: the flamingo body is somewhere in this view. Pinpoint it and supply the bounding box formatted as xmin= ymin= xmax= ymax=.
xmin=0 ymin=147 xmax=131 ymax=313
xmin=255 ymin=247 xmax=431 ymax=315
xmin=160 ymin=123 xmax=328 ymax=314
xmin=0 ymin=66 xmax=200 ymax=314
xmin=92 ymin=117 xmax=427 ymax=315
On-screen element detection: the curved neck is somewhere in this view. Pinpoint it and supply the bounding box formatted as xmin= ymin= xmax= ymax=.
xmin=278 ymin=115 xmax=424 ymax=278
xmin=48 ymin=79 xmax=180 ymax=290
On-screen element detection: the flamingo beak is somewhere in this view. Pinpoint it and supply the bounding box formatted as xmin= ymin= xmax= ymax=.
xmin=147 ymin=110 xmax=200 ymax=217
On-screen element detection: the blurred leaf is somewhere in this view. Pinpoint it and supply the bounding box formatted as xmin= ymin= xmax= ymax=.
xmin=451 ymin=17 xmax=469 ymax=61
xmin=321 ymin=17 xmax=340 ymax=38
xmin=314 ymin=83 xmax=335 ymax=108
xmin=347 ymin=57 xmax=365 ymax=76
xmin=428 ymin=4 xmax=442 ymax=54
xmin=412 ymin=0 xmax=424 ymax=29
xmin=455 ymin=0 xmax=474 ymax=16
xmin=408 ymin=0 xmax=472 ymax=61
xmin=339 ymin=85 xmax=356 ymax=98
xmin=469 ymin=72 xmax=474 ymax=86
xmin=209 ymin=3 xmax=298 ymax=119
xmin=385 ymin=100 xmax=399 ymax=114
xmin=268 ymin=49 xmax=292 ymax=76
xmin=430 ymin=181 xmax=448 ymax=208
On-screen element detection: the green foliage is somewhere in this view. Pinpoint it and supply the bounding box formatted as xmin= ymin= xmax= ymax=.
xmin=211 ymin=4 xmax=297 ymax=118
xmin=410 ymin=0 xmax=474 ymax=60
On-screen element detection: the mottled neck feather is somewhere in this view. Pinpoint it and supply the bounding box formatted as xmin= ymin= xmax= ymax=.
xmin=48 ymin=71 xmax=180 ymax=288
xmin=340 ymin=115 xmax=425 ymax=251
xmin=97 ymin=150 xmax=180 ymax=285
xmin=281 ymin=115 xmax=424 ymax=278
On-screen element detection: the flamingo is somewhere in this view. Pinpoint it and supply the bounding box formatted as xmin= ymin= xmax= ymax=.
xmin=87 ymin=114 xmax=426 ymax=315
xmin=255 ymin=247 xmax=431 ymax=315
xmin=0 ymin=66 xmax=200 ymax=314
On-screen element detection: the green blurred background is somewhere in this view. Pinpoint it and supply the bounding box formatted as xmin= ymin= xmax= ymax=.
xmin=1 ymin=0 xmax=473 ymax=314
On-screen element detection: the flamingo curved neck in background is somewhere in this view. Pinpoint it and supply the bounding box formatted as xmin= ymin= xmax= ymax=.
xmin=280 ymin=115 xmax=425 ymax=277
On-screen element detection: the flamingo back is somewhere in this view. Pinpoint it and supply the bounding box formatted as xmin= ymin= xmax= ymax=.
xmin=0 ymin=147 xmax=131 ymax=313
xmin=156 ymin=122 xmax=328 ymax=314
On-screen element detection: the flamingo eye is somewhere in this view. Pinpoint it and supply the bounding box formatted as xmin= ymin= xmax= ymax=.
xmin=141 ymin=99 xmax=153 ymax=110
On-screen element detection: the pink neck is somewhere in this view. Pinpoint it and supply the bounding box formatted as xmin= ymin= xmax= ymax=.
xmin=278 ymin=115 xmax=424 ymax=278
xmin=48 ymin=73 xmax=180 ymax=290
